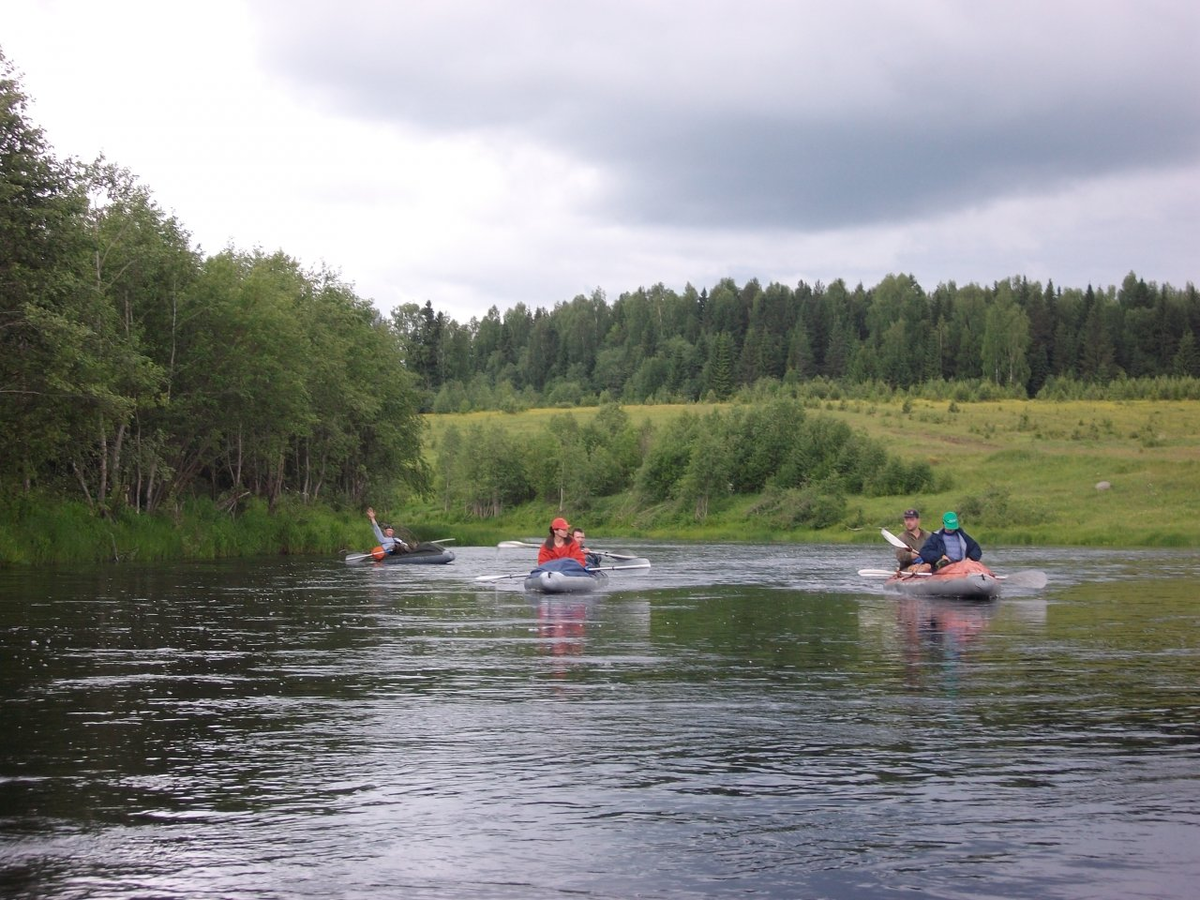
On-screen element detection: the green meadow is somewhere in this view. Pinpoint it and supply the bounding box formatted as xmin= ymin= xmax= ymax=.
xmin=421 ymin=398 xmax=1200 ymax=548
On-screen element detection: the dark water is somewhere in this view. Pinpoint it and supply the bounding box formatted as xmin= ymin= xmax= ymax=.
xmin=1 ymin=543 xmax=1198 ymax=899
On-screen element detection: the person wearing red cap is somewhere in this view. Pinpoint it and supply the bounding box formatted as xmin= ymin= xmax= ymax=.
xmin=538 ymin=516 xmax=587 ymax=565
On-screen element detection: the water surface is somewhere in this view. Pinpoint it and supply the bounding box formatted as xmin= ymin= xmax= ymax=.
xmin=2 ymin=543 xmax=1197 ymax=898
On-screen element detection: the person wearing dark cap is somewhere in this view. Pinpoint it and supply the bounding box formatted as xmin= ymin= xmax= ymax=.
xmin=538 ymin=516 xmax=586 ymax=565
xmin=895 ymin=509 xmax=930 ymax=569
xmin=366 ymin=507 xmax=410 ymax=554
xmin=911 ymin=511 xmax=982 ymax=572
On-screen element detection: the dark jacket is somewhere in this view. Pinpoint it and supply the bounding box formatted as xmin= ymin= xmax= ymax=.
xmin=915 ymin=528 xmax=982 ymax=566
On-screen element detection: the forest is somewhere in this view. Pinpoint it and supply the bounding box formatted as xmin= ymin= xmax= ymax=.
xmin=3 ymin=48 xmax=1198 ymax=533
xmin=395 ymin=273 xmax=1200 ymax=415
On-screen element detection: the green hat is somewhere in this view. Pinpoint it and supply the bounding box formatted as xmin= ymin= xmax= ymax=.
xmin=943 ymin=511 xmax=960 ymax=531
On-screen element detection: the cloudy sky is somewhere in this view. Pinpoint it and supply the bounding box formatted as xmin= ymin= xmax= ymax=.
xmin=3 ymin=0 xmax=1197 ymax=322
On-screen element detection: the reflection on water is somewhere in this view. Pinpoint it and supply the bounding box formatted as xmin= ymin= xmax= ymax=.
xmin=1 ymin=544 xmax=1198 ymax=899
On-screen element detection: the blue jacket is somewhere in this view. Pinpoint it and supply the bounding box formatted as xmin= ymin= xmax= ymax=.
xmin=915 ymin=528 xmax=982 ymax=565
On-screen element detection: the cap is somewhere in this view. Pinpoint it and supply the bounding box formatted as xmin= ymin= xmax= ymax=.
xmin=943 ymin=511 xmax=960 ymax=531
xmin=903 ymin=509 xmax=919 ymax=518
xmin=551 ymin=517 xmax=570 ymax=531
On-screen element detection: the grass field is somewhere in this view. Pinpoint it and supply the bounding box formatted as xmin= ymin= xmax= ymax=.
xmin=423 ymin=399 xmax=1200 ymax=548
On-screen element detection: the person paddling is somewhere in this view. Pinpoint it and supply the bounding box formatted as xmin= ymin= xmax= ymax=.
xmin=572 ymin=526 xmax=601 ymax=567
xmin=366 ymin=507 xmax=411 ymax=555
xmin=894 ymin=508 xmax=931 ymax=570
xmin=911 ymin=511 xmax=982 ymax=572
xmin=538 ymin=517 xmax=586 ymax=565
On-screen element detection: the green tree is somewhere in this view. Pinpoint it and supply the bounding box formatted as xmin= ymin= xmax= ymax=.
xmin=980 ymin=289 xmax=1032 ymax=389
xmin=703 ymin=332 xmax=735 ymax=399
xmin=677 ymin=410 xmax=734 ymax=520
xmin=0 ymin=50 xmax=89 ymax=492
xmin=1172 ymin=330 xmax=1199 ymax=377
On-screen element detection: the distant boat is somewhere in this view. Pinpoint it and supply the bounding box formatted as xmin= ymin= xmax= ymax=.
xmin=344 ymin=542 xmax=455 ymax=565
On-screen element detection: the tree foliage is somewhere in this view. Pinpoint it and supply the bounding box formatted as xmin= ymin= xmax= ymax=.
xmin=389 ymin=272 xmax=1197 ymax=411
xmin=1 ymin=54 xmax=426 ymax=513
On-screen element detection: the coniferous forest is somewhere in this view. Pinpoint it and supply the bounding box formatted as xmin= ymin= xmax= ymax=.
xmin=3 ymin=48 xmax=1198 ymax=534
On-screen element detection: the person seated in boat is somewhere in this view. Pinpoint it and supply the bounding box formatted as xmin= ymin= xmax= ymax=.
xmin=572 ymin=526 xmax=601 ymax=568
xmin=910 ymin=511 xmax=982 ymax=573
xmin=366 ymin=507 xmax=411 ymax=554
xmin=538 ymin=517 xmax=587 ymax=566
xmin=895 ymin=508 xmax=931 ymax=570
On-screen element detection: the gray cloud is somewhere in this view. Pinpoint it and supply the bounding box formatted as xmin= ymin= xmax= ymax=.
xmin=254 ymin=0 xmax=1200 ymax=231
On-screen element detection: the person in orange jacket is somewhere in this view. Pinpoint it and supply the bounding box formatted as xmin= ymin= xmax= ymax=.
xmin=538 ymin=516 xmax=587 ymax=565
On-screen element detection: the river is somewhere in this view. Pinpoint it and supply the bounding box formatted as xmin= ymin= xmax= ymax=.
xmin=1 ymin=542 xmax=1198 ymax=899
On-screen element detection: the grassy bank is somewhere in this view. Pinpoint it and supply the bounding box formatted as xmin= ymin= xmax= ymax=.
xmin=3 ymin=398 xmax=1197 ymax=566
xmin=424 ymin=398 xmax=1200 ymax=549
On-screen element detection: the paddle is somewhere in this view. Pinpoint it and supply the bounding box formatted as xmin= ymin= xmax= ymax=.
xmin=475 ymin=560 xmax=651 ymax=583
xmin=878 ymin=528 xmax=1047 ymax=588
xmin=496 ymin=540 xmax=640 ymax=561
xmin=858 ymin=567 xmax=1048 ymax=587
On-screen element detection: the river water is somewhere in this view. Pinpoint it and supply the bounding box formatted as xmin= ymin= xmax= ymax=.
xmin=1 ymin=542 xmax=1197 ymax=899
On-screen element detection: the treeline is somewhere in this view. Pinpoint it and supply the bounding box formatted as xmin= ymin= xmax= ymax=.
xmin=435 ymin=400 xmax=934 ymax=527
xmin=1 ymin=52 xmax=425 ymax=515
xmin=395 ymin=275 xmax=1199 ymax=412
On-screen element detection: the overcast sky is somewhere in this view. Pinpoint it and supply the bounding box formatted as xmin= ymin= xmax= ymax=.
xmin=4 ymin=0 xmax=1198 ymax=323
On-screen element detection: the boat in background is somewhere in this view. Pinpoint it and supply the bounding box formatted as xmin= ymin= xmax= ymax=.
xmin=344 ymin=542 xmax=455 ymax=565
xmin=884 ymin=559 xmax=1000 ymax=599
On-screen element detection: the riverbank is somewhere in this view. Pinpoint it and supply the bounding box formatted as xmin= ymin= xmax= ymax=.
xmin=3 ymin=398 xmax=1198 ymax=566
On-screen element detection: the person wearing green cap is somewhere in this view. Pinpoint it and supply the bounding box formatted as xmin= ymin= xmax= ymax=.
xmin=910 ymin=510 xmax=982 ymax=572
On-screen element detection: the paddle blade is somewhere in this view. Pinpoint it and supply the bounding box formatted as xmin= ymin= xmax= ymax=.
xmin=880 ymin=528 xmax=909 ymax=549
xmin=475 ymin=572 xmax=524 ymax=582
xmin=497 ymin=540 xmax=537 ymax=549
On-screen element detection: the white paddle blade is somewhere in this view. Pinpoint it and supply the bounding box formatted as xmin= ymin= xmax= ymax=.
xmin=497 ymin=540 xmax=538 ymax=549
xmin=880 ymin=528 xmax=909 ymax=549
